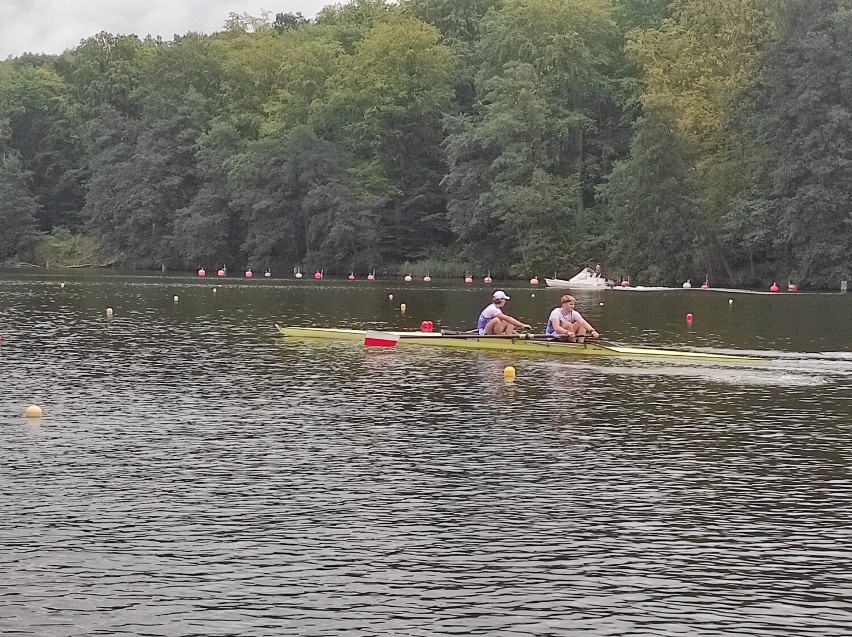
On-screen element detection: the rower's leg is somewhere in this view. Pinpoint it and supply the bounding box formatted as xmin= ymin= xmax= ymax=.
xmin=574 ymin=324 xmax=588 ymax=343
xmin=500 ymin=319 xmax=516 ymax=335
xmin=484 ymin=317 xmax=502 ymax=334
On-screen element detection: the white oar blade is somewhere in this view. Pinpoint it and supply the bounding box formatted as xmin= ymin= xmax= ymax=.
xmin=364 ymin=330 xmax=400 ymax=347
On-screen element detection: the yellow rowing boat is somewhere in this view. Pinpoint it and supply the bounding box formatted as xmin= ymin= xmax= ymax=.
xmin=275 ymin=326 xmax=766 ymax=363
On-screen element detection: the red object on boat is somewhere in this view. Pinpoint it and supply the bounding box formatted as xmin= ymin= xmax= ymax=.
xmin=364 ymin=331 xmax=400 ymax=347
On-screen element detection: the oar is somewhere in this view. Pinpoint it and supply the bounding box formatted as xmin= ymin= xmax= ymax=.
xmin=364 ymin=330 xmax=552 ymax=347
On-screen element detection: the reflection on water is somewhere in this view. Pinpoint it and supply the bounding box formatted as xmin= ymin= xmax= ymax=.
xmin=1 ymin=273 xmax=851 ymax=636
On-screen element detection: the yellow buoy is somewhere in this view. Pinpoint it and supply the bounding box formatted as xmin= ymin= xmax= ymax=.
xmin=173 ymin=295 xmax=179 ymax=303
xmin=503 ymin=366 xmax=516 ymax=379
xmin=105 ymin=307 xmax=114 ymax=317
xmin=24 ymin=405 xmax=43 ymax=418
xmin=400 ymin=303 xmax=406 ymax=313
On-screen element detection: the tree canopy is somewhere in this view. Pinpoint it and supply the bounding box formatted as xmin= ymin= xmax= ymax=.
xmin=0 ymin=0 xmax=849 ymax=287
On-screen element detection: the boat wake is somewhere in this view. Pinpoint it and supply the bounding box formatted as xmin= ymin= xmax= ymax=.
xmin=537 ymin=349 xmax=850 ymax=387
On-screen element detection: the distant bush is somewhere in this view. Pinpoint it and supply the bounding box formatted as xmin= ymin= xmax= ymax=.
xmin=36 ymin=228 xmax=101 ymax=267
xmin=394 ymin=257 xmax=476 ymax=278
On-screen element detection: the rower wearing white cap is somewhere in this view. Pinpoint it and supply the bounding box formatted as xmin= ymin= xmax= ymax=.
xmin=477 ymin=291 xmax=532 ymax=335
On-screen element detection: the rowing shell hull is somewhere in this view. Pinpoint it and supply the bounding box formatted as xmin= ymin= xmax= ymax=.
xmin=275 ymin=326 xmax=765 ymax=363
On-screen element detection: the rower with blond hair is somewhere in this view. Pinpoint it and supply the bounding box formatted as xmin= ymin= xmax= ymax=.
xmin=546 ymin=295 xmax=599 ymax=341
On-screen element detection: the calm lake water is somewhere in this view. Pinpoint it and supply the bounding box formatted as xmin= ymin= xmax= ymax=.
xmin=1 ymin=271 xmax=850 ymax=636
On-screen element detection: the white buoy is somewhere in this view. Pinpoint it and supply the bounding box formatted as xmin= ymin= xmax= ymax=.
xmin=25 ymin=405 xmax=43 ymax=418
xmin=60 ymin=282 xmax=65 ymax=288
xmin=728 ymin=298 xmax=733 ymax=305
xmin=388 ymin=294 xmax=394 ymax=300
xmin=105 ymin=307 xmax=114 ymax=317
xmin=213 ymin=287 xmax=218 ymax=294
xmin=173 ymin=295 xmax=179 ymax=303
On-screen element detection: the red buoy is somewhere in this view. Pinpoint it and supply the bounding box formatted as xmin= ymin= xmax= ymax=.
xmin=348 ymin=273 xmax=355 ymax=280
xmin=788 ymin=282 xmax=798 ymax=292
xmin=686 ymin=313 xmax=694 ymax=323
xmin=530 ymin=277 xmax=539 ymax=285
xmin=198 ymin=268 xmax=206 ymax=277
xmin=769 ymin=282 xmax=779 ymax=292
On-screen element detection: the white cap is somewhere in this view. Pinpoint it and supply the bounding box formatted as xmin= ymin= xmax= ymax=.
xmin=492 ymin=290 xmax=510 ymax=300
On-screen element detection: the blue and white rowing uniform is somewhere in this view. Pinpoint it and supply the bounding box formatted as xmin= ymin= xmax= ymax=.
xmin=545 ymin=307 xmax=582 ymax=337
xmin=477 ymin=303 xmax=503 ymax=335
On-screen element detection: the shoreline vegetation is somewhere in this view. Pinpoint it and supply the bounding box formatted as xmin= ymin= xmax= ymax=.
xmin=2 ymin=1 xmax=851 ymax=288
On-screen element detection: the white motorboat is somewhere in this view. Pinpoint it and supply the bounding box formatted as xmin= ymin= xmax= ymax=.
xmin=545 ymin=268 xmax=611 ymax=289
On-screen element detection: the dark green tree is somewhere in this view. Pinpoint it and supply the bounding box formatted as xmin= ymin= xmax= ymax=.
xmin=0 ymin=154 xmax=41 ymax=262
xmin=739 ymin=0 xmax=852 ymax=285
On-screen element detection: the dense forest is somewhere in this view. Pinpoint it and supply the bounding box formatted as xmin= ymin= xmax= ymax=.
xmin=1 ymin=0 xmax=850 ymax=287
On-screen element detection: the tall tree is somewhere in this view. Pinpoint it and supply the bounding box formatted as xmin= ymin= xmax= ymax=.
xmin=736 ymin=0 xmax=852 ymax=285
xmin=0 ymin=154 xmax=41 ymax=262
xmin=443 ymin=0 xmax=625 ymax=275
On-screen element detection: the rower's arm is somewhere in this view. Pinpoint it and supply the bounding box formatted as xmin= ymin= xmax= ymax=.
xmin=504 ymin=313 xmax=532 ymax=330
xmin=579 ymin=317 xmax=599 ymax=337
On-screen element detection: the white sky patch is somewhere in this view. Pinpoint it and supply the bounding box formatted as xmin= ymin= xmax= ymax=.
xmin=1 ymin=0 xmax=332 ymax=59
